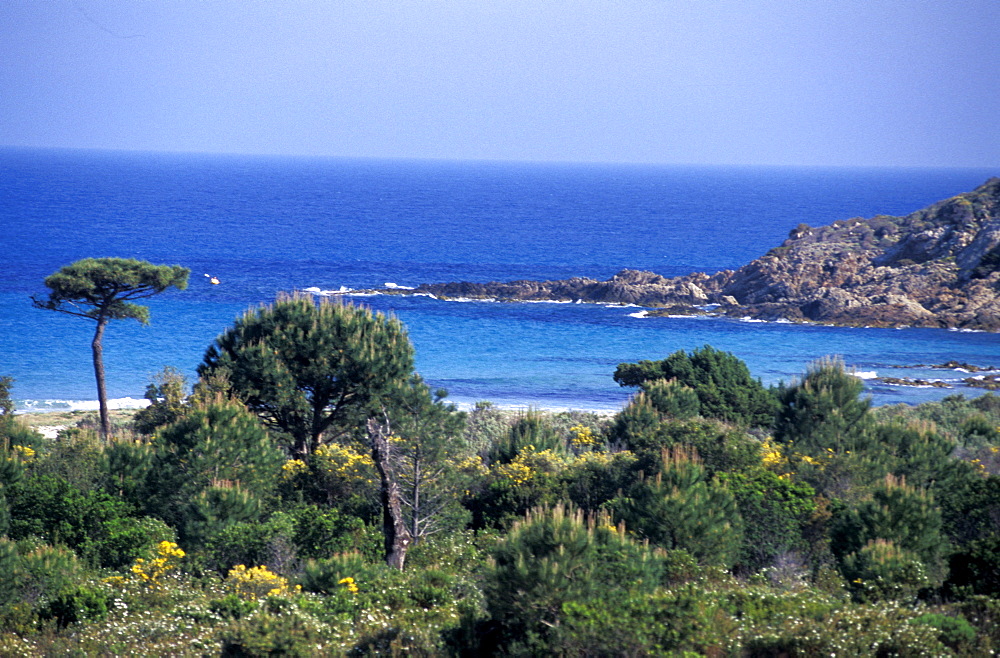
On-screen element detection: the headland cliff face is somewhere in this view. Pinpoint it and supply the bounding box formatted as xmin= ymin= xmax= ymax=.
xmin=415 ymin=178 xmax=1000 ymax=331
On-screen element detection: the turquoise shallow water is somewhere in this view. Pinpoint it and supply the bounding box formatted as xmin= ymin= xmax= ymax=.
xmin=1 ymin=148 xmax=998 ymax=411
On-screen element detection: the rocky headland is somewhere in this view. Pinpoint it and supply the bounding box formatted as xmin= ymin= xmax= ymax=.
xmin=412 ymin=178 xmax=1000 ymax=331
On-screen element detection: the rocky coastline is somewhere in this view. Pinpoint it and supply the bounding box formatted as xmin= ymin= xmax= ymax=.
xmin=409 ymin=178 xmax=1000 ymax=331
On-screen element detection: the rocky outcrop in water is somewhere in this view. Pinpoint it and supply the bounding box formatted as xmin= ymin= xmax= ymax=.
xmin=415 ymin=178 xmax=1000 ymax=331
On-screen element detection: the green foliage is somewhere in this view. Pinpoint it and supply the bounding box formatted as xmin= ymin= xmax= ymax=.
xmin=870 ymin=420 xmax=958 ymax=490
xmin=133 ymin=366 xmax=189 ymax=435
xmin=184 ymin=485 xmax=266 ymax=548
xmin=717 ymin=468 xmax=817 ymax=573
xmin=481 ymin=504 xmax=665 ymax=655
xmin=0 ymin=538 xmax=91 ymax=631
xmin=947 ymin=533 xmax=1000 ymax=597
xmin=607 ymin=392 xmax=662 ymax=447
xmin=461 ymin=401 xmax=513 ymax=456
xmin=28 ymin=426 xmax=104 ymax=491
xmin=909 ymin=613 xmax=977 ymax=653
xmin=614 ymin=345 xmax=778 ymax=427
xmin=830 ymin=475 xmax=946 ymax=589
xmin=100 ymin=438 xmax=155 ymax=508
xmin=842 ymin=539 xmax=931 ymax=602
xmin=32 ymin=258 xmax=190 ymax=325
xmin=0 ymin=376 xmax=15 ymax=416
xmin=217 ymin=609 xmax=325 ymax=657
xmin=38 ymin=584 xmax=109 ymax=628
xmin=9 ymin=345 xmax=1000 ymax=653
xmin=385 ymin=375 xmax=471 ymax=542
xmin=5 ymin=473 xmax=154 ymax=568
xmin=488 ymin=408 xmax=564 ymax=464
xmin=205 ymin=512 xmax=297 ymax=574
xmin=774 ymin=356 xmax=872 ymax=453
xmin=468 ymin=444 xmax=568 ymax=530
xmin=637 ymin=417 xmax=764 ymax=476
xmin=91 ymin=515 xmax=176 ymax=570
xmin=562 ymin=450 xmax=641 ymax=512
xmin=300 ymin=551 xmax=368 ymax=595
xmin=199 ymin=293 xmax=414 ymax=456
xmin=146 ymin=395 xmax=283 ymax=537
xmin=0 ymin=416 xmax=43 ymax=472
xmin=609 ymin=448 xmax=743 ymax=567
xmin=288 ymin=504 xmax=370 ymax=560
xmin=643 ymin=378 xmax=701 ymax=419
xmin=935 ymin=469 xmax=1000 ymax=548
xmin=32 ymin=257 xmax=189 ymax=436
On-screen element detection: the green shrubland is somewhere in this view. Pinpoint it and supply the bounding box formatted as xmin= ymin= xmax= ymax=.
xmin=3 ymin=310 xmax=1000 ymax=655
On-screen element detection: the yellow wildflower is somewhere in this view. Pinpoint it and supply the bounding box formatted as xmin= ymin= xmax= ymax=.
xmin=226 ymin=564 xmax=300 ymax=600
xmin=338 ymin=576 xmax=359 ymax=594
xmin=281 ymin=458 xmax=307 ymax=480
xmin=568 ymin=424 xmax=598 ymax=449
xmin=11 ymin=445 xmax=35 ymax=461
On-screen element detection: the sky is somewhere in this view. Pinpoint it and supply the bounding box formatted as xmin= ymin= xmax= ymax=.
xmin=1 ymin=0 xmax=997 ymax=167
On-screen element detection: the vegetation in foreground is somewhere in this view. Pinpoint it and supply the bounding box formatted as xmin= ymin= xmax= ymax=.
xmin=4 ymin=295 xmax=1000 ymax=656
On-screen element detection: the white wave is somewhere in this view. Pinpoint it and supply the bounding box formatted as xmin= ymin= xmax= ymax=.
xmin=852 ymin=371 xmax=878 ymax=380
xmin=18 ymin=397 xmax=151 ymax=414
xmin=949 ymin=327 xmax=985 ymax=333
xmin=384 ymin=282 xmax=415 ymax=290
xmin=740 ymin=316 xmax=767 ymax=323
xmin=303 ymin=285 xmax=352 ymax=296
xmin=628 ymin=310 xmax=649 ymax=318
xmin=440 ymin=296 xmax=493 ymax=303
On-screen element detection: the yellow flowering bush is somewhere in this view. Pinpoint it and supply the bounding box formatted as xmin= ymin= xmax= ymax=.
xmin=310 ymin=442 xmax=378 ymax=501
xmin=493 ymin=445 xmax=567 ymax=487
xmin=760 ymin=439 xmax=786 ymax=470
xmin=338 ymin=576 xmax=359 ymax=594
xmin=226 ymin=564 xmax=301 ymax=600
xmin=517 ymin=446 xmax=567 ymax=474
xmin=281 ymin=458 xmax=307 ymax=480
xmin=314 ymin=443 xmax=375 ymax=483
xmin=126 ymin=541 xmax=185 ymax=588
xmin=495 ymin=460 xmax=533 ymax=486
xmin=448 ymin=454 xmax=489 ymax=477
xmin=568 ymin=424 xmax=598 ymax=450
xmin=11 ymin=444 xmax=36 ymax=461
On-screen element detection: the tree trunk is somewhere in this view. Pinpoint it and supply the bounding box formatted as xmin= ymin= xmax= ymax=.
xmin=410 ymin=458 xmax=421 ymax=540
xmin=92 ymin=318 xmax=110 ymax=438
xmin=368 ymin=415 xmax=412 ymax=570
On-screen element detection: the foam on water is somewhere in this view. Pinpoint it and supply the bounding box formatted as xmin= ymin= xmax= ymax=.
xmin=17 ymin=397 xmax=151 ymax=414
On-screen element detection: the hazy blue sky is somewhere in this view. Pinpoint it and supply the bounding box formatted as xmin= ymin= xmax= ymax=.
xmin=1 ymin=1 xmax=997 ymax=166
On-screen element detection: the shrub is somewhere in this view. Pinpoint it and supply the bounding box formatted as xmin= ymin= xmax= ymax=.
xmin=842 ymin=539 xmax=931 ymax=602
xmin=225 ymin=564 xmax=300 ymax=600
xmin=480 ymin=504 xmax=665 ymax=654
xmin=614 ymin=345 xmax=777 ymax=427
xmin=910 ymin=613 xmax=977 ymax=652
xmin=609 ymin=447 xmax=743 ymax=567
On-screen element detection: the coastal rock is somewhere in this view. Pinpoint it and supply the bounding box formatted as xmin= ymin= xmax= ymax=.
xmin=415 ymin=178 xmax=1000 ymax=331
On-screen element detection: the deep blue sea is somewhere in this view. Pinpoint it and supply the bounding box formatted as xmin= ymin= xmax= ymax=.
xmin=2 ymin=147 xmax=998 ymax=413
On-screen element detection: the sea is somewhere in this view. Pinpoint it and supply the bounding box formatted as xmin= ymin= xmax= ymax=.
xmin=2 ymin=147 xmax=999 ymax=414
